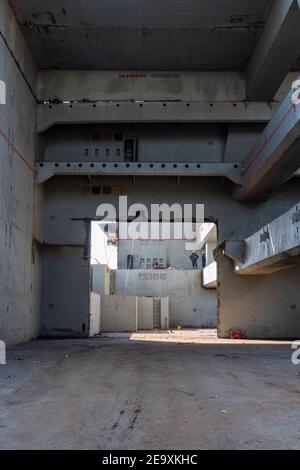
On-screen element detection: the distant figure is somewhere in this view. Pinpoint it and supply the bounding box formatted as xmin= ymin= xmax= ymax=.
xmin=190 ymin=251 xmax=199 ymax=269
xmin=202 ymin=251 xmax=206 ymax=269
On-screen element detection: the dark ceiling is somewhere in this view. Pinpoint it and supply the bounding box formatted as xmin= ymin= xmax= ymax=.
xmin=9 ymin=0 xmax=295 ymax=71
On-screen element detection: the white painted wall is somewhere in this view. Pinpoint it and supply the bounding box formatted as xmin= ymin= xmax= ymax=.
xmin=202 ymin=262 xmax=217 ymax=288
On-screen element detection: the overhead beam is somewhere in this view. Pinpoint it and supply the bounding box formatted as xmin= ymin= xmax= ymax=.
xmin=35 ymin=161 xmax=243 ymax=185
xmin=246 ymin=0 xmax=300 ymax=101
xmin=37 ymin=71 xmax=246 ymax=103
xmin=37 ymin=101 xmax=277 ymax=134
xmin=234 ymin=83 xmax=300 ymax=201
xmin=232 ymin=203 xmax=300 ymax=275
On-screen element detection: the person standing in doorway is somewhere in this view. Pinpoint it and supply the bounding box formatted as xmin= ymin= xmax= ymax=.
xmin=190 ymin=251 xmax=199 ymax=269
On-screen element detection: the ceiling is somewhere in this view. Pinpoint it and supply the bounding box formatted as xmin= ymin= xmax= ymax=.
xmin=8 ymin=0 xmax=283 ymax=71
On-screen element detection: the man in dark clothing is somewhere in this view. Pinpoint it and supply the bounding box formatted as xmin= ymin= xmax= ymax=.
xmin=202 ymin=251 xmax=206 ymax=269
xmin=190 ymin=251 xmax=199 ymax=269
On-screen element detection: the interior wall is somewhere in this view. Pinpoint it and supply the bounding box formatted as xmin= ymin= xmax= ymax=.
xmin=41 ymin=245 xmax=90 ymax=338
xmin=218 ymin=256 xmax=300 ymax=339
xmin=39 ymin=123 xmax=227 ymax=163
xmin=38 ymin=122 xmax=270 ymax=165
xmin=100 ymin=295 xmax=137 ymax=333
xmin=2 ymin=3 xmax=300 ymax=344
xmin=0 ymin=0 xmax=42 ymax=345
xmin=40 ymin=175 xmax=300 ymax=338
xmin=116 ymin=269 xmax=217 ymax=328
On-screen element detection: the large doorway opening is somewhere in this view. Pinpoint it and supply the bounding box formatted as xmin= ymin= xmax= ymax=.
xmin=89 ymin=220 xmax=218 ymax=335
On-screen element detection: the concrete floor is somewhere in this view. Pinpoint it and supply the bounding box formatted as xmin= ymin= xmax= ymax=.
xmin=0 ymin=330 xmax=300 ymax=450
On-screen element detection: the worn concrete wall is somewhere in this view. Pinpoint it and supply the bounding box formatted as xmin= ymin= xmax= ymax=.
xmin=38 ymin=71 xmax=247 ymax=103
xmin=0 ymin=1 xmax=42 ymax=345
xmin=137 ymin=297 xmax=153 ymax=330
xmin=89 ymin=292 xmax=101 ymax=336
xmin=116 ymin=269 xmax=217 ymax=328
xmin=42 ymin=175 xmax=300 ymax=247
xmin=40 ymin=123 xmax=227 ymax=164
xmin=41 ymin=246 xmax=90 ymax=337
xmin=167 ymin=271 xmax=216 ymax=328
xmin=37 ymin=70 xmax=296 ymax=105
xmin=39 ymin=122 xmax=275 ymax=168
xmin=161 ymin=297 xmax=170 ymax=330
xmin=3 ymin=4 xmax=300 ymax=344
xmin=100 ymin=295 xmax=166 ymax=331
xmin=100 ymin=295 xmax=137 ymax=332
xmin=218 ymin=256 xmax=300 ymax=339
xmin=41 ymin=175 xmax=300 ymax=338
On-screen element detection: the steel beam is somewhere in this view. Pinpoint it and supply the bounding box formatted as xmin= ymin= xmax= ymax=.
xmin=37 ymin=101 xmax=278 ymax=134
xmin=246 ymin=0 xmax=300 ymax=101
xmin=235 ymin=82 xmax=300 ymax=201
xmin=35 ymin=161 xmax=243 ymax=185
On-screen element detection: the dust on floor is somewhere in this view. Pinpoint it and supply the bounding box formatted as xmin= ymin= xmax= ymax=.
xmin=0 ymin=330 xmax=299 ymax=450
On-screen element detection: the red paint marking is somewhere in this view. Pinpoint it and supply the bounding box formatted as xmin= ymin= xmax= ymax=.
xmin=0 ymin=128 xmax=34 ymax=173
xmin=243 ymin=103 xmax=295 ymax=174
xmin=119 ymin=73 xmax=147 ymax=79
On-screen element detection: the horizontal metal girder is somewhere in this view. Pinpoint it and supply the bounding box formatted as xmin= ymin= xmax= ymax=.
xmin=35 ymin=161 xmax=243 ymax=185
xmin=37 ymin=101 xmax=278 ymax=134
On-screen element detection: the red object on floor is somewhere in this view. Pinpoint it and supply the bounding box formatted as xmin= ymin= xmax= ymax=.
xmin=229 ymin=329 xmax=243 ymax=339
